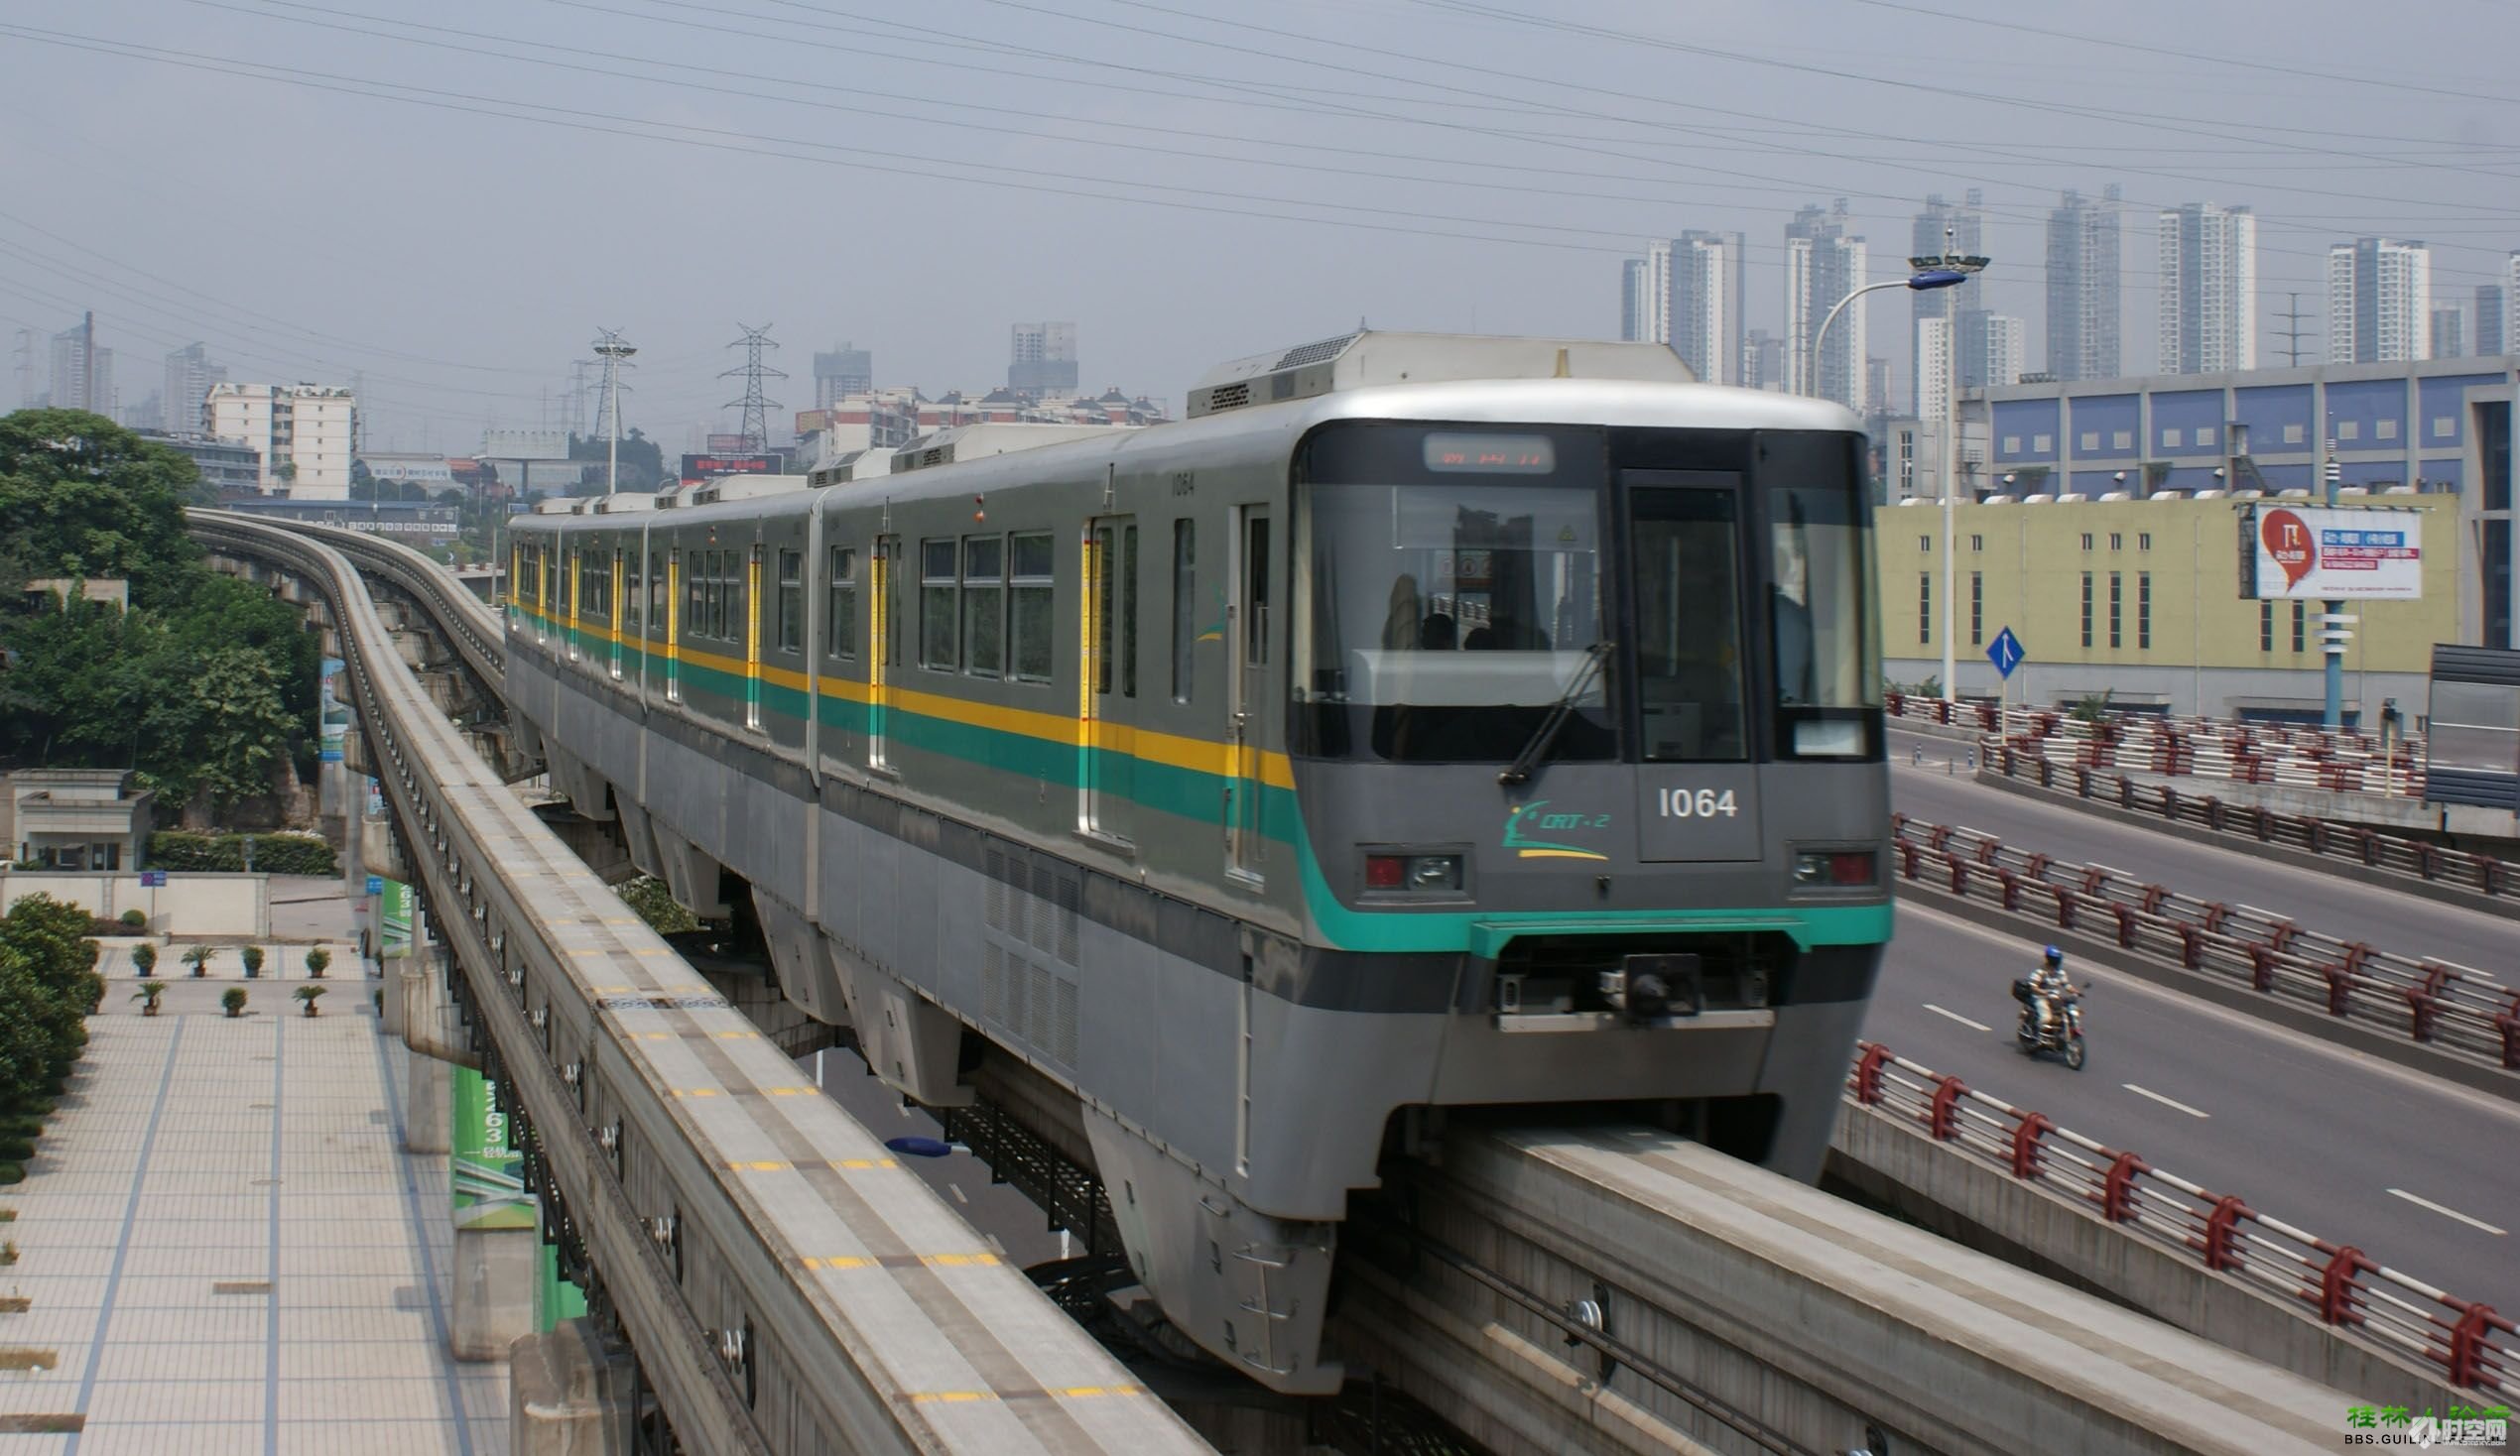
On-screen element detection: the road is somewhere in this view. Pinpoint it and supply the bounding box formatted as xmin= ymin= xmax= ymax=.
xmin=1865 ymin=898 xmax=2520 ymax=1319
xmin=1888 ymin=725 xmax=2515 ymax=976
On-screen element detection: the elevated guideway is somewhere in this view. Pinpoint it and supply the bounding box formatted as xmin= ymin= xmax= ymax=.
xmin=190 ymin=510 xmax=1212 ymax=1456
xmin=216 ymin=512 xmax=2394 ymax=1455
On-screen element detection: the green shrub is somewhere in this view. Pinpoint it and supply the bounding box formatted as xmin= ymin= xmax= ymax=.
xmin=117 ymin=909 xmax=146 ymax=929
xmin=304 ymin=947 xmax=330 ymax=979
xmin=131 ymin=944 xmax=157 ymax=976
xmin=0 ymin=1139 xmax=30 ymax=1162
xmin=240 ymin=946 xmax=265 ymax=977
xmin=145 ymin=831 xmax=338 ymax=877
xmin=0 ymin=1164 xmax=22 ymax=1186
xmin=220 ymin=987 xmax=247 ymax=1018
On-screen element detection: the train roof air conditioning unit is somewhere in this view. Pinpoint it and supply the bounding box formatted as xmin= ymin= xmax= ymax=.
xmin=1187 ymin=330 xmax=1698 ymax=418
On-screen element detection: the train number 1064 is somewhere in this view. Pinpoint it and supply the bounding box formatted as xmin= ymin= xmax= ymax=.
xmin=1656 ymin=788 xmax=1739 ymax=819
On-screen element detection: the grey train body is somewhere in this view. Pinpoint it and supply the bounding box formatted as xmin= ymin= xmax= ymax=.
xmin=504 ymin=367 xmax=1894 ymax=1395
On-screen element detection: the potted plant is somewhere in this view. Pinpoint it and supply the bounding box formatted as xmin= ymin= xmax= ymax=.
xmin=241 ymin=946 xmax=264 ymax=979
xmin=132 ymin=984 xmax=167 ymax=1018
xmin=132 ymin=944 xmax=157 ymax=978
xmin=184 ymin=944 xmax=215 ymax=978
xmin=294 ymin=985 xmax=326 ymax=1019
xmin=304 ymin=948 xmax=330 ymax=980
xmin=221 ymin=987 xmax=247 ymax=1019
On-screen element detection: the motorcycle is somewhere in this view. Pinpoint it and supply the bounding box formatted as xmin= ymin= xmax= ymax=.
xmin=2010 ymin=977 xmax=2087 ymax=1070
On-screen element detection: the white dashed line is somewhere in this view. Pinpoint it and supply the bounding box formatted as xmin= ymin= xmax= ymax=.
xmin=2122 ymin=1083 xmax=2210 ymax=1119
xmin=1924 ymin=1003 xmax=1992 ymax=1032
xmin=949 ymin=1183 xmax=969 ymax=1205
xmin=2387 ymin=1188 xmax=2506 ymax=1236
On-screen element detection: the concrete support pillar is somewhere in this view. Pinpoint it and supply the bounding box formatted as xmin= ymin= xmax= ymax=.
xmin=508 ymin=1319 xmax=635 ymax=1455
xmin=449 ymin=1225 xmax=539 ymax=1361
xmin=400 ymin=946 xmax=480 ymax=1069
xmin=404 ymin=1048 xmax=449 ymax=1155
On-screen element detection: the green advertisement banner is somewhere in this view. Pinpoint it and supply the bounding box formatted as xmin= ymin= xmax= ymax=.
xmin=379 ymin=879 xmax=414 ymax=960
xmin=538 ymin=1243 xmax=586 ymax=1332
xmin=450 ymin=1066 xmax=536 ymax=1232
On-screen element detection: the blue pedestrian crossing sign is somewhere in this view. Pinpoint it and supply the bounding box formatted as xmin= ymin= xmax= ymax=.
xmin=1986 ymin=627 xmax=2026 ymax=680
xmin=366 ymin=875 xmax=385 ymax=896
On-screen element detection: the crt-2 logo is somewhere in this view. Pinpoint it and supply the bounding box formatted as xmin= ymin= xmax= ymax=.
xmin=1504 ymin=800 xmax=1612 ymax=861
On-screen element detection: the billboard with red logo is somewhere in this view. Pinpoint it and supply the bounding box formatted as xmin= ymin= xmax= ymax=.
xmin=2241 ymin=504 xmax=2423 ymax=600
xmin=679 ymin=452 xmax=783 ymax=487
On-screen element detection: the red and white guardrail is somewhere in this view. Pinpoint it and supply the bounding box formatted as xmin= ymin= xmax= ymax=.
xmin=1846 ymin=1040 xmax=2518 ymax=1398
xmin=1889 ymin=814 xmax=2520 ymax=1070
xmin=1886 ymin=692 xmax=2426 ymax=796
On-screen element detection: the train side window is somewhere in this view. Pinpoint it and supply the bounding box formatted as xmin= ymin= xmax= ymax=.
xmin=1244 ymin=518 xmax=1270 ymax=666
xmin=624 ymin=552 xmax=642 ymax=635
xmin=776 ymin=548 xmax=803 ymax=654
xmin=964 ymin=535 xmax=1005 ymax=676
xmin=826 ymin=546 xmax=856 ymax=660
xmin=686 ymin=551 xmax=705 ymax=643
xmin=1121 ymin=523 xmax=1139 ymax=698
xmin=920 ymin=538 xmax=958 ymax=670
xmin=649 ymin=551 xmax=665 ymax=635
xmin=1010 ymin=531 xmax=1056 ymax=683
xmin=1171 ymin=521 xmax=1195 ymax=704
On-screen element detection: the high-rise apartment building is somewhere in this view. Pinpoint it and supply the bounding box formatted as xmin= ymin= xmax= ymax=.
xmin=2157 ymin=202 xmax=2256 ymax=375
xmin=1668 ymin=231 xmax=1744 ymax=385
xmin=1976 ymin=314 xmax=2026 ymax=391
xmin=49 ymin=313 xmax=113 ymax=416
xmin=2326 ymin=238 xmax=2432 ymax=364
xmin=204 ymin=382 xmax=358 ymax=499
xmin=1786 ymin=199 xmax=1867 ymax=411
xmin=1009 ymin=321 xmax=1078 ymax=395
xmin=2045 ymin=186 xmax=2122 ymax=382
xmin=1914 ymin=316 xmax=1953 ymax=426
xmin=1911 ymin=191 xmax=1990 ymax=400
xmin=2478 ymin=283 xmax=2508 ymax=358
xmin=813 ymin=344 xmax=873 ymax=408
xmin=1740 ymin=329 xmax=1787 ymax=391
xmin=1620 ymin=257 xmax=1654 ymax=343
xmin=2431 ymin=307 xmax=2466 ymax=360
xmin=164 ymin=342 xmax=226 ymax=435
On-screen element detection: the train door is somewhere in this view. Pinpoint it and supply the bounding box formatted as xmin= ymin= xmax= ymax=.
xmin=1225 ymin=505 xmax=1271 ymax=885
xmin=868 ymin=535 xmax=896 ymax=770
xmin=1082 ymin=516 xmax=1139 ymax=843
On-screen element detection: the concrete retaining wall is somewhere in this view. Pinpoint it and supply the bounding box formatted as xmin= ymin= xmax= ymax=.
xmin=1827 ymin=1102 xmax=2460 ymax=1414
xmin=0 ymin=870 xmax=272 ymax=937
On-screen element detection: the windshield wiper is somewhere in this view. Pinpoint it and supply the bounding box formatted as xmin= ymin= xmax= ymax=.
xmin=1497 ymin=639 xmax=1612 ymax=787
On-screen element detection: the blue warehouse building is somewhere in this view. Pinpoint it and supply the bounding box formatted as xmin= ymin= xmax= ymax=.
xmin=1964 ymin=357 xmax=2520 ymax=651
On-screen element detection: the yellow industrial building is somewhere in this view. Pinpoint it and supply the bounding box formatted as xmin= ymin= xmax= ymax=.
xmin=1875 ymin=492 xmax=2458 ymax=722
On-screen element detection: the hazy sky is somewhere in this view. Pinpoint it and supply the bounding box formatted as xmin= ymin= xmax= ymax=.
xmin=2 ymin=0 xmax=2514 ymax=452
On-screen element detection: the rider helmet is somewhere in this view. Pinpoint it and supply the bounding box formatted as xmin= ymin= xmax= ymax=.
xmin=2042 ymin=945 xmax=2064 ymax=968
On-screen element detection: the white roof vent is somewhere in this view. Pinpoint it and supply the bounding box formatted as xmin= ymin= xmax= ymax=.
xmin=2097 ymin=491 xmax=2131 ymax=501
xmin=1187 ymin=330 xmax=1697 ymax=418
xmin=2023 ymin=493 xmax=2056 ymax=504
xmin=1981 ymin=494 xmax=2016 ymax=505
xmin=2056 ymin=493 xmax=2088 ymax=503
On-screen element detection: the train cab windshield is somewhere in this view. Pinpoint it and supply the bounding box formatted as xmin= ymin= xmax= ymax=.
xmin=1292 ymin=422 xmax=1878 ymax=764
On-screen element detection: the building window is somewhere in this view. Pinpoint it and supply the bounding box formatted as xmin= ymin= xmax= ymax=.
xmin=2292 ymin=602 xmax=2307 ymax=654
xmin=2195 ymin=425 xmax=2216 ymax=447
xmin=1010 ymin=532 xmax=1057 ymax=682
xmin=2375 ymin=419 xmax=2398 ymax=440
xmin=2033 ymin=433 xmax=2053 ymax=452
xmin=1171 ymin=521 xmax=1196 ymax=703
xmin=2109 ymin=532 xmax=2122 ymax=551
xmin=2138 ymin=572 xmax=2152 ymax=650
xmin=1970 ymin=571 xmax=1983 ymax=646
xmin=2080 ymin=572 xmax=2093 ymax=649
xmin=2113 ymin=430 xmax=2132 ymax=450
xmin=775 ymin=548 xmax=804 ymax=654
xmin=2337 ymin=420 xmax=2359 ymax=441
xmin=920 ymin=538 xmax=958 ymax=669
xmin=2080 ymin=532 xmax=2094 ymax=550
xmin=2080 ymin=431 xmax=2099 ymax=451
xmin=826 ymin=546 xmax=856 ymax=659
xmin=2486 ymin=519 xmax=2512 ymax=650
xmin=2482 ymin=401 xmax=2512 ymax=512
xmin=2002 ymin=435 xmax=2021 ymax=454
xmin=2163 ymin=427 xmax=2183 ymax=447
xmin=2139 ymin=533 xmax=2152 ymax=550
xmin=1919 ymin=534 xmax=1931 ymax=551
xmin=1919 ymin=572 xmax=1932 ymax=646
xmin=963 ymin=535 xmax=1005 ymax=676
xmin=2108 ymin=572 xmax=2122 ymax=649
xmin=2283 ymin=424 xmax=2305 ymax=444
xmin=1969 ymin=534 xmax=1983 ymax=552
xmin=2260 ymin=600 xmax=2274 ymax=653
xmin=2434 ymin=417 xmax=2455 ymax=439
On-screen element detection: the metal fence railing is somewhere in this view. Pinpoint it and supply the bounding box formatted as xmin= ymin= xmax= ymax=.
xmin=1970 ymin=743 xmax=2520 ymax=909
xmin=1846 ymin=1040 xmax=2518 ymax=1399
xmin=1889 ymin=813 xmax=2520 ymax=1071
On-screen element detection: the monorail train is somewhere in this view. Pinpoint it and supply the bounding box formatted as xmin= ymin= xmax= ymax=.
xmin=503 ymin=332 xmax=1893 ymax=1395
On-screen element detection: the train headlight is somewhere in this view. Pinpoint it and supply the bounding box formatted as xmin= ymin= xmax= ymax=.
xmin=1365 ymin=852 xmax=1465 ymax=895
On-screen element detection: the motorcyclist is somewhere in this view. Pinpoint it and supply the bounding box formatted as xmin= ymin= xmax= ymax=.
xmin=2029 ymin=946 xmax=2080 ymax=1039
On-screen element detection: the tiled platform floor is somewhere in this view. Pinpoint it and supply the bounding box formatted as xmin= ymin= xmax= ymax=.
xmin=0 ymin=985 xmax=504 ymax=1455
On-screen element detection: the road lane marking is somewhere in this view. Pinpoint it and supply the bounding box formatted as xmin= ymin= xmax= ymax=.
xmin=949 ymin=1183 xmax=969 ymax=1205
xmin=2122 ymin=1083 xmax=2210 ymax=1119
xmin=1924 ymin=1003 xmax=1992 ymax=1032
xmin=2387 ymin=1188 xmax=2507 ymax=1236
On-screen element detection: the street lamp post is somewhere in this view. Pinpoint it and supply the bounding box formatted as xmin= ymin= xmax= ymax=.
xmin=1812 ymin=256 xmax=1986 ymax=703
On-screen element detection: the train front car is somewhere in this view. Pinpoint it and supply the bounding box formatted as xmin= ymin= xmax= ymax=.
xmin=1147 ymin=341 xmax=1891 ymax=1395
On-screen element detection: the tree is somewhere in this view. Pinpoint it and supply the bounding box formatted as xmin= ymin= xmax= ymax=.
xmin=0 ymin=597 xmax=166 ymax=767
xmin=137 ymin=645 xmax=301 ymax=815
xmin=0 ymin=410 xmax=207 ymax=609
